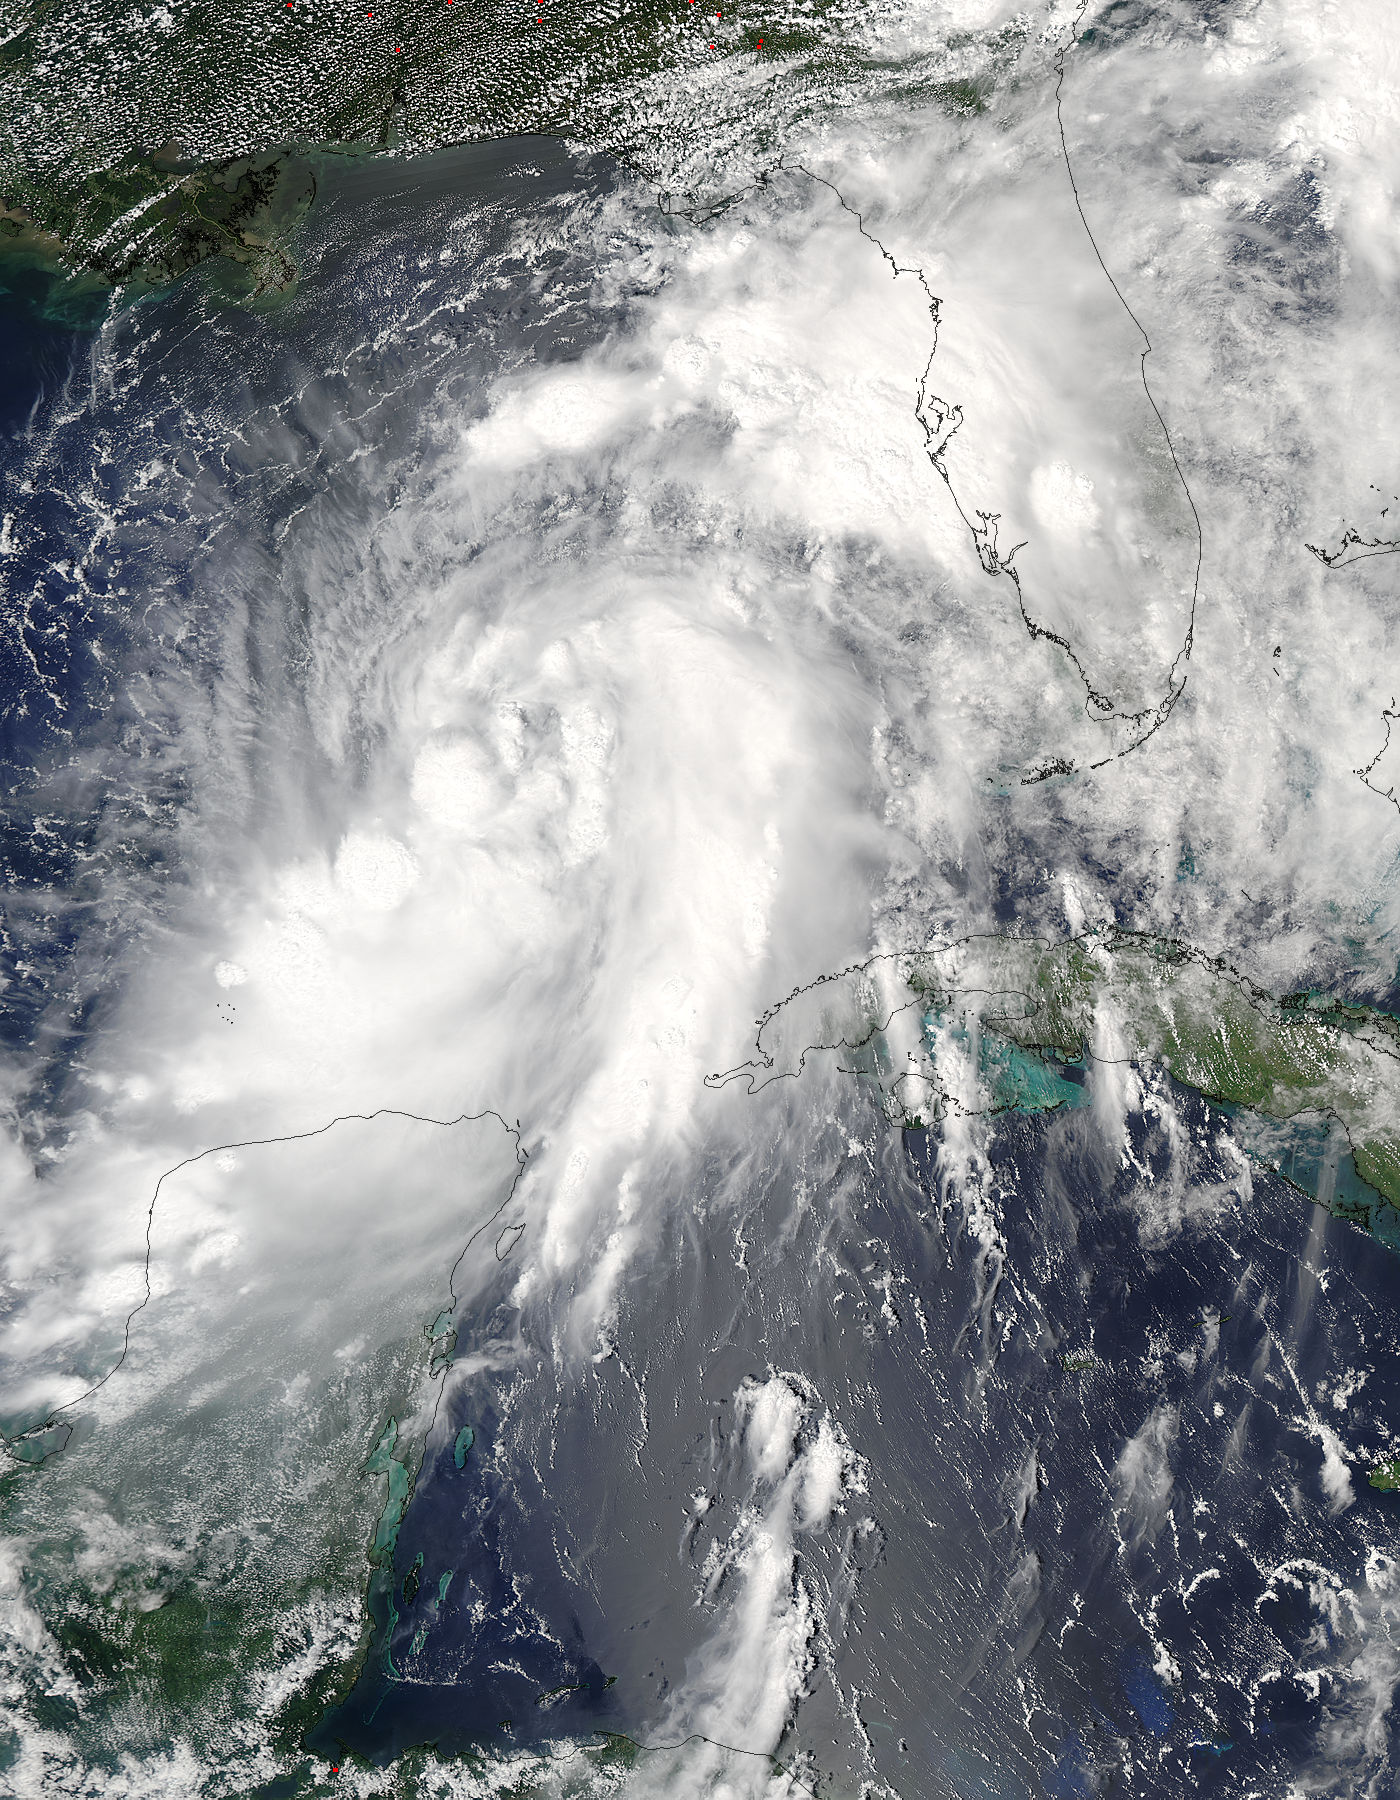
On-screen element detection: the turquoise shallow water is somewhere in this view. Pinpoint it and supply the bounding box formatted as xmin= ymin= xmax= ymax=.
xmin=980 ymin=1035 xmax=1089 ymax=1115
xmin=923 ymin=1010 xmax=1091 ymax=1117
xmin=0 ymin=251 xmax=105 ymax=438
xmin=1262 ymin=1117 xmax=1400 ymax=1251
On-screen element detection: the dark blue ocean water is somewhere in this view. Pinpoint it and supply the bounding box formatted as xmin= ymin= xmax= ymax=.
xmin=310 ymin=1077 xmax=1400 ymax=1795
xmin=0 ymin=254 xmax=106 ymax=441
xmin=0 ymin=138 xmax=623 ymax=1139
xmin=0 ymin=255 xmax=116 ymax=1127
xmin=9 ymin=140 xmax=1400 ymax=1800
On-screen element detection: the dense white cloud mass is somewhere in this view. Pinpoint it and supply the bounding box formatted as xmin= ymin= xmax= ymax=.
xmin=6 ymin=0 xmax=1400 ymax=1794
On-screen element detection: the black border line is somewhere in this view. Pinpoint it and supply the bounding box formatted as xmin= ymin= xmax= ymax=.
xmin=1308 ymin=529 xmax=1400 ymax=569
xmin=587 ymin=1728 xmax=819 ymax=1796
xmin=2 ymin=1105 xmax=527 ymax=1468
xmin=1355 ymin=697 xmax=1400 ymax=817
xmin=641 ymin=3 xmax=1205 ymax=782
xmin=707 ymin=925 xmax=1400 ymax=1234
xmin=3 ymin=26 xmax=1213 ymax=1794
xmin=1047 ymin=0 xmax=1204 ymax=772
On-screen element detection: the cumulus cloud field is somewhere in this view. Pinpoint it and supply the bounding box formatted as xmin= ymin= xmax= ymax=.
xmin=5 ymin=0 xmax=1400 ymax=1793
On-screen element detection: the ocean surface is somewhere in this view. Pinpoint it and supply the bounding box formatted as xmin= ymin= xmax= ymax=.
xmin=6 ymin=107 xmax=1400 ymax=1800
xmin=311 ymin=1077 xmax=1400 ymax=1794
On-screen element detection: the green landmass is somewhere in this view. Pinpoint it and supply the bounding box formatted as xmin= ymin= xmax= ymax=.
xmin=365 ymin=1415 xmax=414 ymax=1567
xmin=0 ymin=1117 xmax=526 ymax=1790
xmin=0 ymin=0 xmax=1033 ymax=299
xmin=1370 ymin=1455 xmax=1400 ymax=1492
xmin=718 ymin=928 xmax=1400 ymax=1250
xmin=0 ymin=1332 xmax=435 ymax=1789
